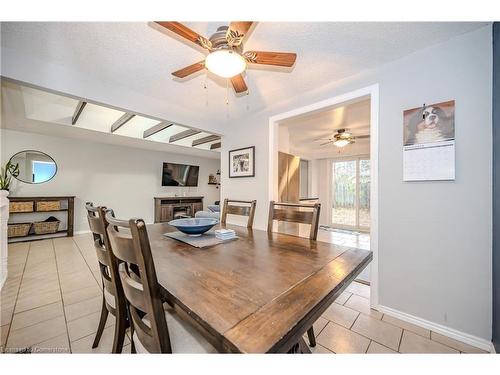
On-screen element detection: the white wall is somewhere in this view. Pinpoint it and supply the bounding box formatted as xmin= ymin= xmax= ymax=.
xmin=221 ymin=26 xmax=493 ymax=341
xmin=1 ymin=129 xmax=220 ymax=233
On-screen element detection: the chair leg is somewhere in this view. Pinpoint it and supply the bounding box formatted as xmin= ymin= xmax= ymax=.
xmin=307 ymin=327 xmax=316 ymax=347
xmin=127 ymin=308 xmax=136 ymax=354
xmin=111 ymin=311 xmax=126 ymax=353
xmin=92 ymin=296 xmax=109 ymax=349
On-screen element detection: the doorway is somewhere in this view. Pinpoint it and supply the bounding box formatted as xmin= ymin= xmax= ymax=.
xmin=268 ymin=84 xmax=379 ymax=307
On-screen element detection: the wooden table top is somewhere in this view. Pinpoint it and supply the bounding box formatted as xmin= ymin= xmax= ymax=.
xmin=147 ymin=223 xmax=372 ymax=353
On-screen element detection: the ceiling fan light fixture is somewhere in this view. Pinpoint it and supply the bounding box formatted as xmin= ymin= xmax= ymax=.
xmin=205 ymin=49 xmax=247 ymax=78
xmin=333 ymin=139 xmax=351 ymax=148
xmin=340 ymin=131 xmax=352 ymax=138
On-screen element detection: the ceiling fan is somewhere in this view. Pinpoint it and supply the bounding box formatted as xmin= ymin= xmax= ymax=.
xmin=154 ymin=22 xmax=297 ymax=94
xmin=318 ymin=128 xmax=370 ymax=148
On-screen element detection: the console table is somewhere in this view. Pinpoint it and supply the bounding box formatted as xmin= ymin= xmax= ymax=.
xmin=8 ymin=196 xmax=75 ymax=243
xmin=154 ymin=196 xmax=204 ymax=223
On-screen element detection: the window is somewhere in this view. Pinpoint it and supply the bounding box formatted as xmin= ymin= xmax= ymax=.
xmin=331 ymin=157 xmax=370 ymax=230
xmin=32 ymin=161 xmax=57 ymax=183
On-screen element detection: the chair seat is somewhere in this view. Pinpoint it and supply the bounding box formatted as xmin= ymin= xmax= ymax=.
xmin=132 ymin=307 xmax=217 ymax=353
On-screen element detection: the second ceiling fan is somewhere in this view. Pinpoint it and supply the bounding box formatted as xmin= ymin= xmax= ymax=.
xmin=319 ymin=128 xmax=370 ymax=148
xmin=155 ymin=22 xmax=297 ymax=94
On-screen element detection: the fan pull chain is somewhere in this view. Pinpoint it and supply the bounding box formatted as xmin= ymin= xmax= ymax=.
xmin=225 ymin=79 xmax=230 ymax=118
xmin=245 ymin=75 xmax=250 ymax=111
xmin=203 ymin=75 xmax=208 ymax=107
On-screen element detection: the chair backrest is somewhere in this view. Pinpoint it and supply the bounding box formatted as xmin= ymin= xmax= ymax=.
xmin=221 ymin=199 xmax=257 ymax=228
xmin=267 ymin=201 xmax=321 ymax=240
xmin=105 ymin=210 xmax=171 ymax=353
xmin=85 ymin=202 xmax=125 ymax=315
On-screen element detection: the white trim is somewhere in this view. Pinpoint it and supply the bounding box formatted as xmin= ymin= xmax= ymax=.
xmin=73 ymin=221 xmax=155 ymax=236
xmin=268 ymin=84 xmax=380 ymax=308
xmin=378 ymin=304 xmax=495 ymax=353
xmin=0 ymin=191 xmax=9 ymax=291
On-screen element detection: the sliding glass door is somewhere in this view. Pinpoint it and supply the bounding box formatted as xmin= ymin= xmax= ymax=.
xmin=331 ymin=157 xmax=370 ymax=231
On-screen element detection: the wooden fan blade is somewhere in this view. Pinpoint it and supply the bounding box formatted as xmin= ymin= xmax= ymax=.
xmin=356 ymin=135 xmax=370 ymax=139
xmin=226 ymin=22 xmax=254 ymax=47
xmin=172 ymin=61 xmax=205 ymax=78
xmin=244 ymin=51 xmax=297 ymax=67
xmin=229 ymin=22 xmax=253 ymax=35
xmin=155 ymin=22 xmax=211 ymax=50
xmin=230 ymin=74 xmax=248 ymax=94
xmin=320 ymin=141 xmax=334 ymax=146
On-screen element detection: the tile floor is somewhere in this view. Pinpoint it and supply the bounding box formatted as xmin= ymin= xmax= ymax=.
xmin=0 ymin=235 xmax=488 ymax=354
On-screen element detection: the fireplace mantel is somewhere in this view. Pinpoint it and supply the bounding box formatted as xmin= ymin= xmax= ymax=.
xmin=154 ymin=196 xmax=204 ymax=223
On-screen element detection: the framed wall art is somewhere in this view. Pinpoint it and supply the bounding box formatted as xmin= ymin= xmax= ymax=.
xmin=229 ymin=146 xmax=255 ymax=178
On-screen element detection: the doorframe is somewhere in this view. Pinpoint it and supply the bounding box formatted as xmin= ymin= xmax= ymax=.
xmin=268 ymin=84 xmax=380 ymax=308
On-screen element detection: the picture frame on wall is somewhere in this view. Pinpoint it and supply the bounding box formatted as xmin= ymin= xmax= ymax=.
xmin=229 ymin=146 xmax=255 ymax=178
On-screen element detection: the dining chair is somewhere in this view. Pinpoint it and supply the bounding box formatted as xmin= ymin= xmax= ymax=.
xmin=267 ymin=200 xmax=321 ymax=347
xmin=85 ymin=202 xmax=127 ymax=353
xmin=267 ymin=201 xmax=321 ymax=240
xmin=221 ymin=199 xmax=257 ymax=228
xmin=105 ymin=210 xmax=216 ymax=353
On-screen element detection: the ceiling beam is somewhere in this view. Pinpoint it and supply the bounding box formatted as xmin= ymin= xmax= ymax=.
xmin=169 ymin=129 xmax=201 ymax=143
xmin=192 ymin=135 xmax=221 ymax=147
xmin=143 ymin=122 xmax=173 ymax=138
xmin=110 ymin=113 xmax=135 ymax=133
xmin=210 ymin=142 xmax=221 ymax=150
xmin=71 ymin=101 xmax=87 ymax=125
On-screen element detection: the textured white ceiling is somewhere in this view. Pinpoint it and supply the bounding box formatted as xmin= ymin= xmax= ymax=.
xmin=1 ymin=22 xmax=487 ymax=127
xmin=280 ymin=98 xmax=371 ymax=159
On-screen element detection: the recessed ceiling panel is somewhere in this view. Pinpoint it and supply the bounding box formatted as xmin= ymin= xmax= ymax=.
xmin=113 ymin=115 xmax=162 ymax=139
xmin=21 ymin=85 xmax=77 ymax=124
xmin=75 ymin=102 xmax=125 ymax=133
xmin=6 ymin=81 xmax=220 ymax=153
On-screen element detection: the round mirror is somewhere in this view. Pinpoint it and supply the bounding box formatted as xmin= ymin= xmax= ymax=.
xmin=9 ymin=150 xmax=57 ymax=184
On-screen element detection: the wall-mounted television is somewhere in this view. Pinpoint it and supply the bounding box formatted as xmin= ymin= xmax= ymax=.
xmin=162 ymin=162 xmax=199 ymax=187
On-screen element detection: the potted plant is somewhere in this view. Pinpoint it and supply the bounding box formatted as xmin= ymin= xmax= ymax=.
xmin=0 ymin=160 xmax=20 ymax=192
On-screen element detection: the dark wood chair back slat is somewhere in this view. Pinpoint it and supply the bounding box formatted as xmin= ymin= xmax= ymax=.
xmin=221 ymin=199 xmax=257 ymax=228
xmin=87 ymin=214 xmax=107 ymax=240
xmin=105 ymin=210 xmax=172 ymax=354
xmin=267 ymin=201 xmax=321 ymax=241
xmin=94 ymin=239 xmax=111 ymax=266
xmin=85 ymin=202 xmax=124 ymax=309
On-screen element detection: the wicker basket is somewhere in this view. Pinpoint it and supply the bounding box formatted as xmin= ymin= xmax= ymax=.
xmin=33 ymin=220 xmax=60 ymax=235
xmin=8 ymin=223 xmax=32 ymax=238
xmin=9 ymin=201 xmax=34 ymax=213
xmin=36 ymin=201 xmax=61 ymax=212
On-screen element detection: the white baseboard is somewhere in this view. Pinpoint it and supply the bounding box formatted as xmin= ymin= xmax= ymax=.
xmin=377 ymin=304 xmax=494 ymax=353
xmin=73 ymin=221 xmax=155 ymax=236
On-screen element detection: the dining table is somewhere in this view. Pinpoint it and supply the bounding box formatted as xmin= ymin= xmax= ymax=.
xmin=146 ymin=222 xmax=372 ymax=353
